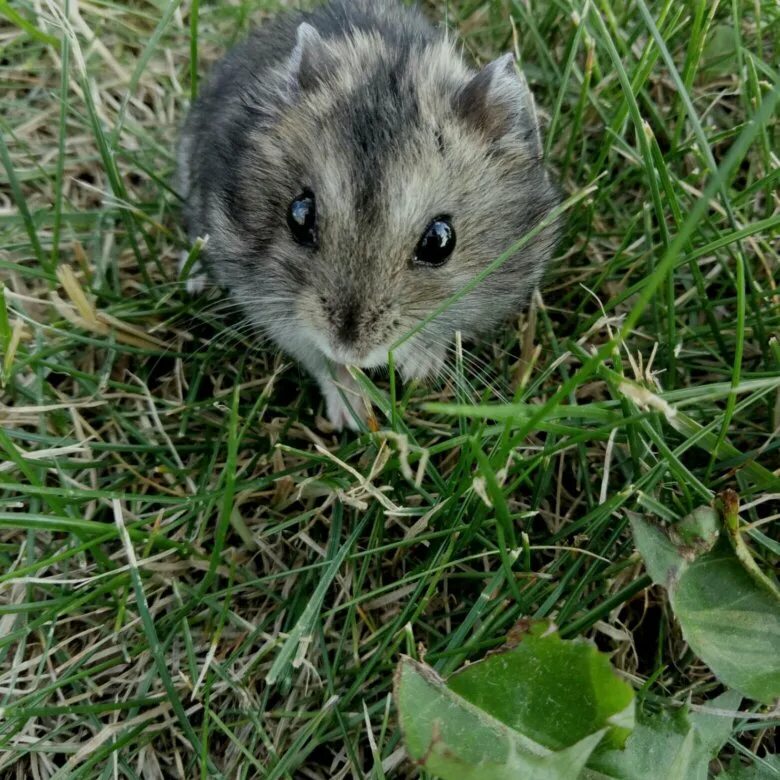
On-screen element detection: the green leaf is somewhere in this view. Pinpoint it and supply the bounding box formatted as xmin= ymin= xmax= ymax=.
xmin=689 ymin=689 xmax=743 ymax=756
xmin=587 ymin=693 xmax=741 ymax=780
xmin=629 ymin=513 xmax=687 ymax=588
xmin=632 ymin=514 xmax=780 ymax=703
xmin=674 ymin=506 xmax=721 ymax=553
xmin=394 ymin=624 xmax=636 ymax=779
xmin=586 ymin=709 xmax=700 ymax=780
xmin=394 ymin=656 xmax=606 ymax=780
xmin=719 ymin=755 xmax=780 ymax=779
xmin=447 ymin=622 xmax=635 ymax=750
xmin=673 ymin=543 xmax=780 ymax=703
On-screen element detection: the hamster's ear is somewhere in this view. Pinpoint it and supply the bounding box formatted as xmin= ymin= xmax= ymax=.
xmin=287 ymin=22 xmax=327 ymax=97
xmin=454 ymin=53 xmax=542 ymax=156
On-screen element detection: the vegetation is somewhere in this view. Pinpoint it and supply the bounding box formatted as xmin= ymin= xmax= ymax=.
xmin=1 ymin=0 xmax=778 ymax=777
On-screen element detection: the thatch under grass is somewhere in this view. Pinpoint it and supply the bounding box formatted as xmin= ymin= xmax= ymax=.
xmin=1 ymin=0 xmax=778 ymax=777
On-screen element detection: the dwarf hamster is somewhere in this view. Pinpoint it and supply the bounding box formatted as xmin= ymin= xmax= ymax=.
xmin=177 ymin=0 xmax=559 ymax=430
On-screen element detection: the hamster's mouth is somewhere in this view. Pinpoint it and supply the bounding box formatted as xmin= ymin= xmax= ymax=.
xmin=303 ymin=324 xmax=398 ymax=371
xmin=323 ymin=344 xmax=390 ymax=371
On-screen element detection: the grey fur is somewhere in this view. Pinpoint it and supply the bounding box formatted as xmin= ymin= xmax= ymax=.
xmin=178 ymin=0 xmax=560 ymax=429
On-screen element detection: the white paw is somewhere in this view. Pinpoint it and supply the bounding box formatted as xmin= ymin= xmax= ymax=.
xmin=320 ymin=367 xmax=368 ymax=432
xmin=179 ymin=250 xmax=208 ymax=295
xmin=186 ymin=274 xmax=208 ymax=295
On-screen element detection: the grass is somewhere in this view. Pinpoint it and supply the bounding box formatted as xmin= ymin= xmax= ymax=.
xmin=1 ymin=0 xmax=778 ymax=777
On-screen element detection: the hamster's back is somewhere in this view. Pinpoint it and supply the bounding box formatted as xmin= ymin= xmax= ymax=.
xmin=202 ymin=0 xmax=433 ymax=96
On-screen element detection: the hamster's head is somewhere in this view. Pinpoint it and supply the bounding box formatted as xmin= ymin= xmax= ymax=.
xmin=223 ymin=22 xmax=559 ymax=378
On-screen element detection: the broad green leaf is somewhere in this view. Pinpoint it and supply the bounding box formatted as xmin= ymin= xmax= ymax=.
xmin=632 ymin=514 xmax=780 ymax=703
xmin=585 ymin=709 xmax=700 ymax=780
xmin=394 ymin=656 xmax=605 ymax=780
xmin=674 ymin=506 xmax=721 ymax=552
xmin=689 ymin=689 xmax=743 ymax=756
xmin=720 ymin=755 xmax=780 ymax=779
xmin=628 ymin=513 xmax=687 ymax=589
xmin=447 ymin=622 xmax=635 ymax=750
xmin=587 ymin=693 xmax=741 ymax=780
xmin=673 ymin=544 xmax=780 ymax=702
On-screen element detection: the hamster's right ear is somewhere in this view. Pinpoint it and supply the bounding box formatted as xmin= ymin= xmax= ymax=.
xmin=286 ymin=22 xmax=327 ymax=97
xmin=454 ymin=54 xmax=542 ymax=157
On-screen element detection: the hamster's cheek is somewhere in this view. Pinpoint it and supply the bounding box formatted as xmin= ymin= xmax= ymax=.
xmin=398 ymin=345 xmax=447 ymax=383
xmin=390 ymin=332 xmax=448 ymax=381
xmin=287 ymin=288 xmax=332 ymax=354
xmin=432 ymin=259 xmax=476 ymax=293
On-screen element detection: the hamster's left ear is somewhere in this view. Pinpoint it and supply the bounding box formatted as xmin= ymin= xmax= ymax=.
xmin=286 ymin=22 xmax=328 ymax=97
xmin=453 ymin=53 xmax=542 ymax=156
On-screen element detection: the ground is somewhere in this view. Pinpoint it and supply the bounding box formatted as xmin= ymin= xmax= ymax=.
xmin=0 ymin=0 xmax=778 ymax=778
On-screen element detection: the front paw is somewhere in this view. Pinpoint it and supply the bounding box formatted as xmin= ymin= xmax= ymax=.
xmin=320 ymin=367 xmax=368 ymax=432
xmin=179 ymin=250 xmax=208 ymax=295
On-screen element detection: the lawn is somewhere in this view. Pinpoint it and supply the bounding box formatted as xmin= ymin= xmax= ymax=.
xmin=1 ymin=0 xmax=778 ymax=777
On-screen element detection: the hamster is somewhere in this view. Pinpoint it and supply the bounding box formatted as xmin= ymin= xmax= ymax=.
xmin=177 ymin=0 xmax=559 ymax=430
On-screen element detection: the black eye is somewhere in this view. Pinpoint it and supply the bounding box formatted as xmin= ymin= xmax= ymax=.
xmin=414 ymin=216 xmax=456 ymax=267
xmin=287 ymin=190 xmax=318 ymax=248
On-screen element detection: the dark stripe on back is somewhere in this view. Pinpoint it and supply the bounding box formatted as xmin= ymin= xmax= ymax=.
xmin=331 ymin=50 xmax=421 ymax=224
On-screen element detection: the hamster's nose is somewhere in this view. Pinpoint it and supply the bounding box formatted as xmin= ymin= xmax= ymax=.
xmin=335 ymin=299 xmax=360 ymax=347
